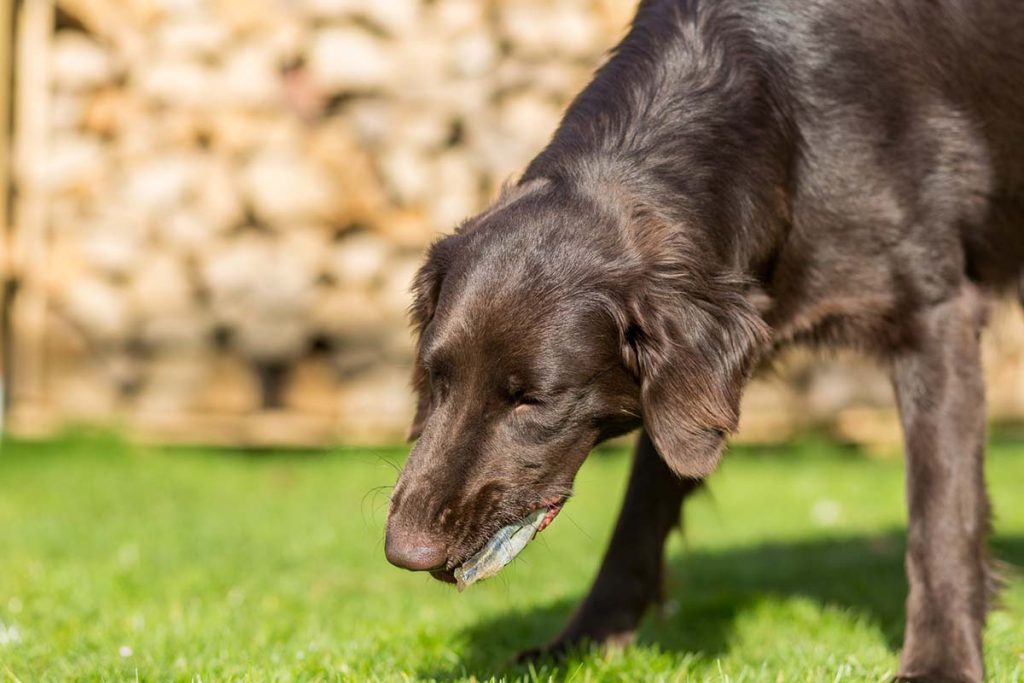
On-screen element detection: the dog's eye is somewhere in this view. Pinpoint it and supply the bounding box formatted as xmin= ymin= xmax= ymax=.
xmin=511 ymin=391 xmax=543 ymax=411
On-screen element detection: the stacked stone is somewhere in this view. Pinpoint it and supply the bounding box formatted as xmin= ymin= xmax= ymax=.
xmin=17 ymin=0 xmax=634 ymax=443
xmin=18 ymin=0 xmax=1024 ymax=447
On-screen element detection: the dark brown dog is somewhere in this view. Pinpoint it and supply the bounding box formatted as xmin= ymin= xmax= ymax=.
xmin=385 ymin=1 xmax=1024 ymax=680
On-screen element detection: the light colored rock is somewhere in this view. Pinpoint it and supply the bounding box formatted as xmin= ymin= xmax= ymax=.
xmin=500 ymin=2 xmax=601 ymax=59
xmin=300 ymin=0 xmax=417 ymax=35
xmin=735 ymin=379 xmax=800 ymax=444
xmin=311 ymin=287 xmax=385 ymax=341
xmin=368 ymin=110 xmax=450 ymax=153
xmin=361 ymin=0 xmax=419 ymax=36
xmin=466 ymin=117 xmax=532 ymax=187
xmin=281 ymin=225 xmax=330 ymax=276
xmin=217 ymin=41 xmax=282 ymax=108
xmin=82 ymin=87 xmax=143 ymax=137
xmin=207 ymin=110 xmax=274 ymax=156
xmin=122 ymin=153 xmax=201 ymax=215
xmin=500 ymin=58 xmax=581 ymax=94
xmin=427 ymin=151 xmax=482 ymax=229
xmin=201 ymin=235 xmax=318 ymax=362
xmin=129 ymin=253 xmax=193 ymax=316
xmin=283 ymin=356 xmax=340 ymax=415
xmin=51 ymin=31 xmax=115 ymax=90
xmin=140 ymin=312 xmax=211 ymax=351
xmin=332 ymin=346 xmax=389 ymax=381
xmin=325 ymin=232 xmax=391 ymax=288
xmin=805 ymin=363 xmax=892 ymax=419
xmin=150 ymin=0 xmax=205 ymax=16
xmin=159 ymin=208 xmax=213 ymax=253
xmin=241 ymin=148 xmax=341 ymax=224
xmin=194 ymin=353 xmax=261 ymax=413
xmin=60 ymin=276 xmax=132 ymax=342
xmin=308 ymin=27 xmax=394 ymax=92
xmin=378 ymin=146 xmax=432 ymax=205
xmin=299 ymin=0 xmax=357 ymax=19
xmin=158 ymin=16 xmax=229 ymax=58
xmin=50 ymin=357 xmax=120 ymax=419
xmin=214 ymin=0 xmax=284 ymax=33
xmin=192 ymin=157 xmax=245 ymax=236
xmin=50 ymin=93 xmax=84 ymax=131
xmin=156 ymin=109 xmax=208 ymax=148
xmin=113 ymin=115 xmax=166 ymax=163
xmin=79 ymin=227 xmax=146 ymax=277
xmin=984 ymin=303 xmax=1024 ymax=418
xmin=136 ymin=58 xmax=215 ymax=107
xmin=307 ymin=119 xmax=385 ymax=220
xmin=44 ymin=196 xmax=83 ymax=241
xmin=498 ymin=92 xmax=563 ymax=157
xmin=236 ymin=322 xmax=309 ymax=363
xmin=379 ymin=255 xmax=422 ymax=318
xmin=201 ymin=237 xmax=260 ymax=311
xmin=450 ymin=33 xmax=499 ymax=78
xmin=134 ymin=353 xmax=207 ymax=414
xmin=41 ymin=135 xmax=106 ymax=194
xmin=375 ymin=208 xmax=434 ymax=248
xmin=835 ymin=407 xmax=904 ymax=455
xmin=430 ymin=0 xmax=486 ymax=36
xmin=336 ymin=368 xmax=415 ymax=443
xmin=265 ymin=17 xmax=306 ymax=63
xmin=393 ymin=35 xmax=447 ymax=95
xmin=345 ymin=100 xmax=396 ymax=145
xmin=42 ymin=240 xmax=86 ymax=295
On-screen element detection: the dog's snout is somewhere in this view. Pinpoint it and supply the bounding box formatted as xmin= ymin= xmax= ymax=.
xmin=385 ymin=526 xmax=447 ymax=571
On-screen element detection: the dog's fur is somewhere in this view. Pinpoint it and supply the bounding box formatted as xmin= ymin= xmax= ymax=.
xmin=385 ymin=1 xmax=1024 ymax=680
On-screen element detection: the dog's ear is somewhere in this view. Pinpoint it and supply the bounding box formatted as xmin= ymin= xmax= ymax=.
xmin=407 ymin=237 xmax=457 ymax=441
xmin=625 ymin=275 xmax=767 ymax=477
xmin=618 ymin=234 xmax=768 ymax=477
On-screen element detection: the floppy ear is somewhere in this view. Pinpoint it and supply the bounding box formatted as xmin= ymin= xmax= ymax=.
xmin=624 ymin=270 xmax=768 ymax=478
xmin=406 ymin=237 xmax=457 ymax=441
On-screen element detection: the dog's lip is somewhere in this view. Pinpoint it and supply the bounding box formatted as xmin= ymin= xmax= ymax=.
xmin=426 ymin=497 xmax=569 ymax=585
xmin=430 ymin=567 xmax=457 ymax=583
xmin=536 ymin=500 xmax=564 ymax=534
xmin=455 ymin=496 xmax=566 ymax=565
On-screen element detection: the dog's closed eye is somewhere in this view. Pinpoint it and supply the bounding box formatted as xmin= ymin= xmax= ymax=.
xmin=512 ymin=392 xmax=544 ymax=412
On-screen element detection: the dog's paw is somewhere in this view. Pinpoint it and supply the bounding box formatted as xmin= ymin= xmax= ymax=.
xmin=893 ymin=673 xmax=979 ymax=683
xmin=514 ymin=628 xmax=635 ymax=665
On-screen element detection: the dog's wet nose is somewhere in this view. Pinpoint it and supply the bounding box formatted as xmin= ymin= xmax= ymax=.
xmin=385 ymin=527 xmax=447 ymax=571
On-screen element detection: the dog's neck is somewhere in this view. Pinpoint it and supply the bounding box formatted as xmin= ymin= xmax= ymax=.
xmin=522 ymin=0 xmax=797 ymax=282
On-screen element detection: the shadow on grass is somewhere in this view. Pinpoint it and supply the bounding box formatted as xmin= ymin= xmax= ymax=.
xmin=420 ymin=532 xmax=1024 ymax=681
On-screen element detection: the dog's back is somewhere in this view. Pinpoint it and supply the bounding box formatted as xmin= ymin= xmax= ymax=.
xmin=765 ymin=0 xmax=1024 ymax=275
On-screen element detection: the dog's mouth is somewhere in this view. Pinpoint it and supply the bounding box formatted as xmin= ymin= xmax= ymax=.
xmin=431 ymin=498 xmax=565 ymax=587
xmin=536 ymin=501 xmax=564 ymax=533
xmin=430 ymin=567 xmax=458 ymax=583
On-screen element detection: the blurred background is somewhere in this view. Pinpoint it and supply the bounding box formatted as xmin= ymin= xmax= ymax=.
xmin=3 ymin=0 xmax=1024 ymax=449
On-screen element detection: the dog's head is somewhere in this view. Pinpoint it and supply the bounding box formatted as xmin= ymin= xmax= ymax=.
xmin=385 ymin=179 xmax=766 ymax=581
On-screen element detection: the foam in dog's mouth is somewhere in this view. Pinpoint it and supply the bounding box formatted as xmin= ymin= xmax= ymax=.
xmin=453 ymin=502 xmax=563 ymax=591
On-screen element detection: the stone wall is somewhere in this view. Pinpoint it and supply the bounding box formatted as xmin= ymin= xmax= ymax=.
xmin=6 ymin=0 xmax=1024 ymax=447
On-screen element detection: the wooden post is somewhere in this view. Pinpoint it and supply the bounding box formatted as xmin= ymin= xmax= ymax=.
xmin=0 ymin=0 xmax=15 ymax=435
xmin=9 ymin=0 xmax=54 ymax=421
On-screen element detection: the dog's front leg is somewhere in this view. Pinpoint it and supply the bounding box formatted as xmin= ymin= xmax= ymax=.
xmin=522 ymin=430 xmax=700 ymax=659
xmin=891 ymin=288 xmax=991 ymax=683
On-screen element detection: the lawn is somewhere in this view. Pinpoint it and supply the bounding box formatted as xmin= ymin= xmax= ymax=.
xmin=0 ymin=434 xmax=1022 ymax=682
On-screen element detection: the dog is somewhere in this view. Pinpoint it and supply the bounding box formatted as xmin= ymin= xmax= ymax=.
xmin=384 ymin=1 xmax=1024 ymax=680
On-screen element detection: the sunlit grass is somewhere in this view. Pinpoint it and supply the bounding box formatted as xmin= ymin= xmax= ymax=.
xmin=0 ymin=433 xmax=1021 ymax=681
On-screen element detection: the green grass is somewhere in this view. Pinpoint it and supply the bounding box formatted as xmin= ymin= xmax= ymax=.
xmin=0 ymin=434 xmax=1022 ymax=682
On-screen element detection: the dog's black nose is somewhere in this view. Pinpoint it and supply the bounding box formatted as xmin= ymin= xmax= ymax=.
xmin=385 ymin=528 xmax=447 ymax=571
